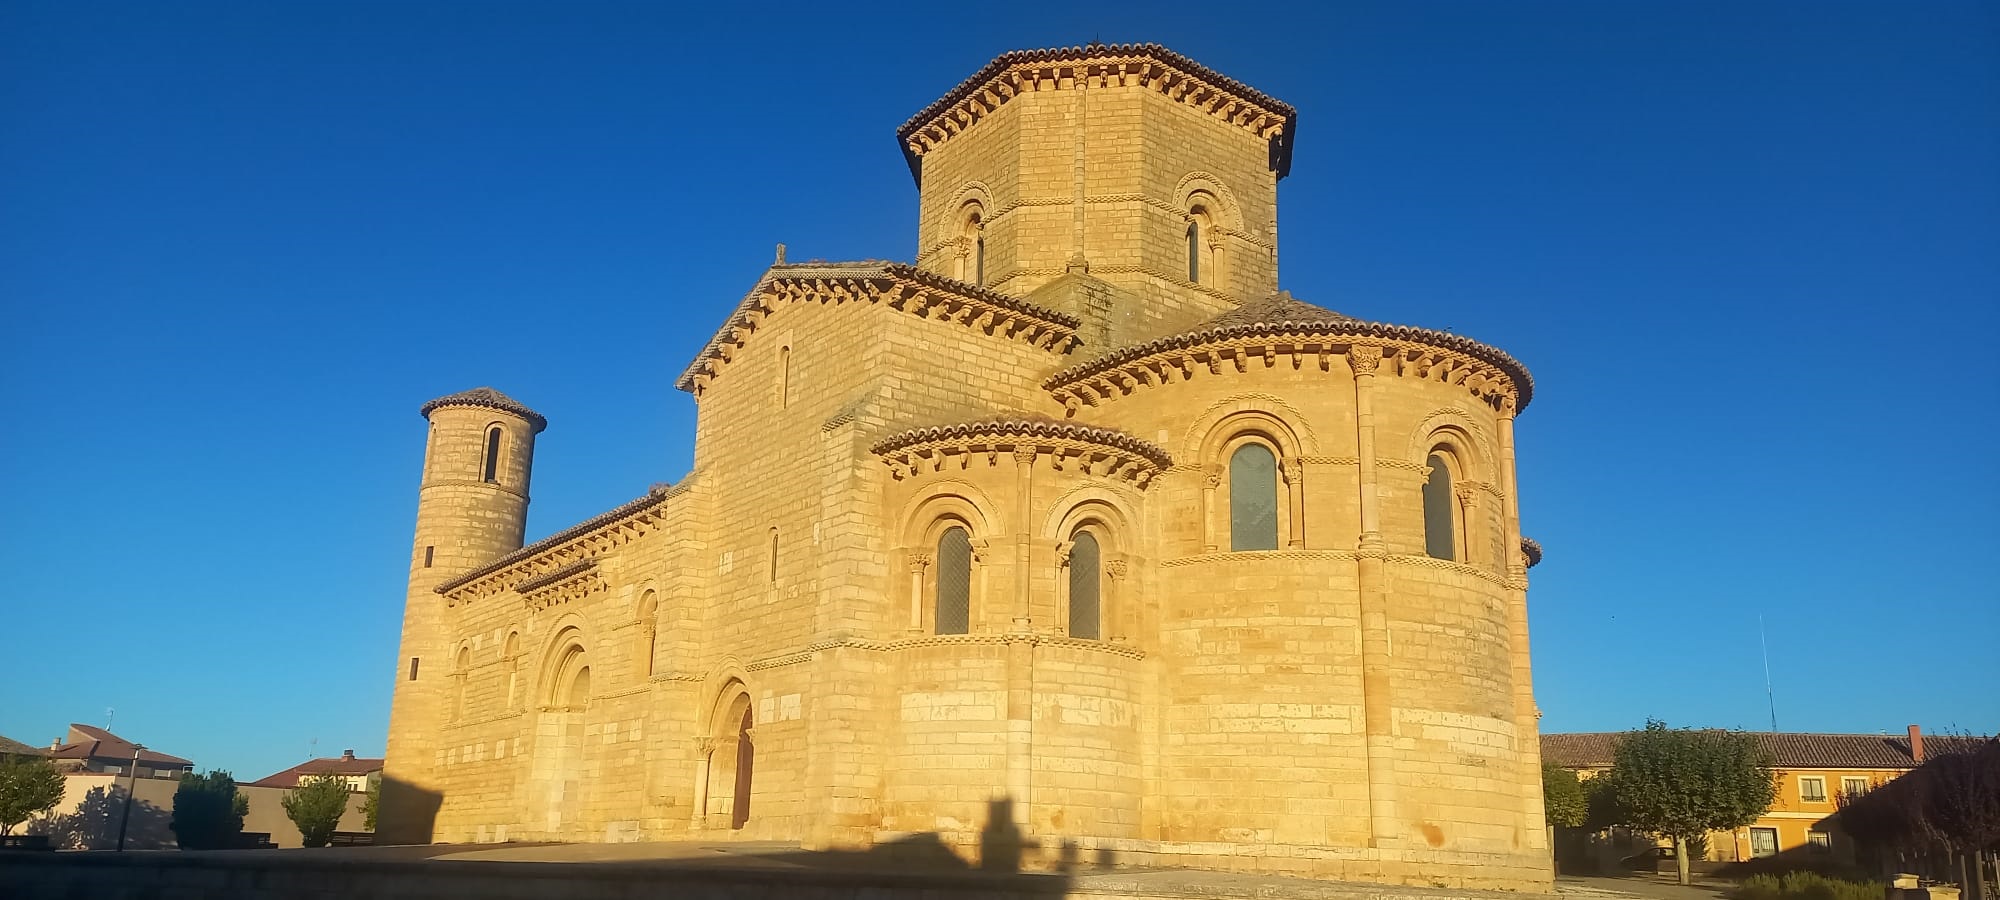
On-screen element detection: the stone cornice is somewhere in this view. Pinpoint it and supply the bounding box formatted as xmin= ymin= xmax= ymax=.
xmin=897 ymin=43 xmax=1297 ymax=183
xmin=435 ymin=483 xmax=680 ymax=599
xmin=1045 ymin=321 xmax=1533 ymax=413
xmin=674 ymin=261 xmax=1081 ymax=396
xmin=871 ymin=418 xmax=1172 ymax=488
xmin=744 ymin=632 xmax=1147 ymax=666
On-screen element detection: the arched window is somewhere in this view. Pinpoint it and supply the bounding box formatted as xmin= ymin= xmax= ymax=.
xmin=636 ymin=591 xmax=658 ymax=678
xmin=957 ymin=203 xmax=985 ymax=285
xmin=1187 ymin=220 xmax=1201 ymax=283
xmin=776 ymin=345 xmax=791 ymax=408
xmin=503 ymin=631 xmax=521 ymax=709
xmin=482 ymin=426 xmax=503 ymax=483
xmin=454 ymin=646 xmax=472 ymax=721
xmin=1423 ymin=452 xmax=1457 ymax=561
xmin=935 ymin=526 xmax=972 ymax=635
xmin=1229 ymin=443 xmax=1279 ymax=551
xmin=1067 ymin=531 xmax=1101 ymax=639
xmin=567 ymin=666 xmax=591 ymax=707
xmin=975 ymin=232 xmax=986 ymax=286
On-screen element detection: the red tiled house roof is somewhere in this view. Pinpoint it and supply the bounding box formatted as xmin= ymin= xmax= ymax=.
xmin=48 ymin=724 xmax=193 ymax=768
xmin=249 ymin=750 xmax=383 ymax=789
xmin=1541 ymin=730 xmax=1990 ymax=771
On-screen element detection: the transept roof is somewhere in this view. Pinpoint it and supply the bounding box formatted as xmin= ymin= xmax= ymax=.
xmin=1046 ymin=292 xmax=1537 ymax=410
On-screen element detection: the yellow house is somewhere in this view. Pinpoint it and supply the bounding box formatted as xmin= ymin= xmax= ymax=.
xmin=1542 ymin=726 xmax=1970 ymax=861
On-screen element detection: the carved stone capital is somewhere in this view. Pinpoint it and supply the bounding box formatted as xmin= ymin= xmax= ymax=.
xmin=1347 ymin=345 xmax=1382 ymax=375
xmin=1054 ymin=539 xmax=1075 ymax=567
xmin=1454 ymin=484 xmax=1479 ymax=505
xmin=693 ymin=737 xmax=717 ymax=756
xmin=1281 ymin=456 xmax=1304 ymax=483
xmin=1203 ymin=464 xmax=1223 ymax=489
xmin=905 ymin=550 xmax=933 ymax=572
xmin=1106 ymin=559 xmax=1130 ymax=580
xmin=1012 ymin=446 xmax=1038 ymax=467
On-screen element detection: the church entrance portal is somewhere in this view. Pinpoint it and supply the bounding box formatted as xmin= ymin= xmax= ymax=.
xmin=730 ymin=707 xmax=753 ymax=829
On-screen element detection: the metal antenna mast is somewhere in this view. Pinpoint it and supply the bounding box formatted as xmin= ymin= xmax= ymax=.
xmin=1759 ymin=614 xmax=1778 ymax=732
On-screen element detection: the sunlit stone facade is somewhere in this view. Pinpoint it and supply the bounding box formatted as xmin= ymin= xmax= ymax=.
xmin=381 ymin=43 xmax=1550 ymax=888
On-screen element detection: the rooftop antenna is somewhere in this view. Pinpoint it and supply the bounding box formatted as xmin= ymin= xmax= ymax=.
xmin=105 ymin=707 xmax=114 ymax=732
xmin=309 ymin=737 xmax=318 ymax=760
xmin=1759 ymin=614 xmax=1778 ymax=732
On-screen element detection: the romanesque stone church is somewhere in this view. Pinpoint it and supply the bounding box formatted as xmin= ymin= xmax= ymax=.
xmin=381 ymin=43 xmax=1550 ymax=889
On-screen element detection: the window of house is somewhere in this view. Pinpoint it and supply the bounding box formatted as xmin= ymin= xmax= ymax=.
xmin=935 ymin=526 xmax=972 ymax=635
xmin=482 ymin=426 xmax=503 ymax=483
xmin=1749 ymin=827 xmax=1779 ymax=858
xmin=1422 ymin=452 xmax=1457 ymax=561
xmin=1842 ymin=776 xmax=1869 ymax=798
xmin=1229 ymin=443 xmax=1279 ymax=551
xmin=1068 ymin=531 xmax=1101 ymax=640
xmin=1799 ymin=776 xmax=1828 ymax=802
xmin=1808 ymin=831 xmax=1832 ymax=851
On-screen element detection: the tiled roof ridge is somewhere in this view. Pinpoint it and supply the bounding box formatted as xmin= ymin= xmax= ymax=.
xmin=434 ymin=484 xmax=674 ymax=595
xmin=896 ymin=43 xmax=1298 ymax=179
xmin=674 ymin=261 xmax=1080 ymax=394
xmin=1045 ymin=299 xmax=1536 ymax=411
xmin=419 ymin=387 xmax=549 ymax=434
xmin=872 ymin=416 xmax=1173 ymax=469
xmin=1541 ymin=730 xmax=1994 ymax=770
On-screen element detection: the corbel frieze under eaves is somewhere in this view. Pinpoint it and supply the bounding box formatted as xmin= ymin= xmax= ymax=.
xmin=440 ymin=512 xmax=662 ymax=607
xmin=877 ymin=436 xmax=1166 ymax=489
xmin=903 ymin=59 xmax=1288 ymax=160
xmin=1050 ymin=337 xmax=1520 ymax=415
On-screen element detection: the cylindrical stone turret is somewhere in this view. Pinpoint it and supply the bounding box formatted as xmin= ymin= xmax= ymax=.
xmin=379 ymin=386 xmax=544 ymax=844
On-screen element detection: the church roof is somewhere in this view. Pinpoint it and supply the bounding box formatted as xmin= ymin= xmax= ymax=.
xmin=434 ymin=483 xmax=676 ymax=595
xmin=1046 ymin=292 xmax=1537 ymax=410
xmin=897 ymin=43 xmax=1298 ymax=182
xmin=675 ymin=261 xmax=1080 ymax=394
xmin=419 ymin=387 xmax=548 ymax=433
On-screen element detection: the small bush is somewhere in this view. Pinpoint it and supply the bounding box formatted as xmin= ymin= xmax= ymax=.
xmin=1731 ymin=870 xmax=1882 ymax=900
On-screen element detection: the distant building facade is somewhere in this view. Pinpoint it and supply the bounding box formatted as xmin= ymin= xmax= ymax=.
xmin=250 ymin=749 xmax=383 ymax=793
xmin=45 ymin=724 xmax=192 ymax=780
xmin=1542 ymin=726 xmax=1972 ymax=861
xmin=382 ymin=43 xmax=1550 ymax=889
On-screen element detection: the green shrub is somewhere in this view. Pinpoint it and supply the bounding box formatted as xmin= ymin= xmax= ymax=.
xmin=1731 ymin=870 xmax=1882 ymax=900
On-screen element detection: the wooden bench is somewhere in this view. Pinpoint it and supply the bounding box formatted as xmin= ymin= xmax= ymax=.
xmin=327 ymin=831 xmax=374 ymax=847
xmin=0 ymin=834 xmax=53 ymax=851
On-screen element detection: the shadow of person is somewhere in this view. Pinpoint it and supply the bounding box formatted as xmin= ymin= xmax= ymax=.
xmin=979 ymin=796 xmax=1024 ymax=874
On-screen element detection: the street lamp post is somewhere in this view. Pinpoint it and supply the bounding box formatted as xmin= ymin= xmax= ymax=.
xmin=116 ymin=744 xmax=145 ymax=851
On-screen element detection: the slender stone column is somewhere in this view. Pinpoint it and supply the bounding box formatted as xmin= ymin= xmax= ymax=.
xmin=1106 ymin=557 xmax=1130 ymax=642
xmin=689 ymin=738 xmax=716 ymax=830
xmin=1282 ymin=456 xmax=1306 ymax=549
xmin=905 ymin=550 xmax=931 ymax=634
xmin=1007 ymin=447 xmax=1036 ymax=827
xmin=1201 ymin=466 xmax=1222 ymax=552
xmin=1498 ymin=398 xmax=1547 ymax=849
xmin=1349 ymin=345 xmax=1398 ymax=848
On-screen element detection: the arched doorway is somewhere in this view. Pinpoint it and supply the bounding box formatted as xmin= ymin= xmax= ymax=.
xmin=703 ymin=685 xmax=754 ymax=831
xmin=731 ymin=706 xmax=753 ymax=830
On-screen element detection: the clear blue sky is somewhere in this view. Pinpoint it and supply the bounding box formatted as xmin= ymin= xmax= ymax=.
xmin=2 ymin=1 xmax=1994 ymax=782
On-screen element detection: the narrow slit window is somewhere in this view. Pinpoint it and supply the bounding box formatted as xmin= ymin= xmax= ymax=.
xmin=1423 ymin=452 xmax=1456 ymax=560
xmin=1068 ymin=531 xmax=1101 ymax=639
xmin=768 ymin=528 xmax=780 ymax=584
xmin=1229 ymin=443 xmax=1279 ymax=551
xmin=935 ymin=526 xmax=972 ymax=635
xmin=408 ymin=657 xmax=420 ymax=681
xmin=1187 ymin=221 xmax=1201 ymax=283
xmin=975 ymin=234 xmax=986 ymax=286
xmin=777 ymin=345 xmax=790 ymax=408
xmin=423 ymin=546 xmax=434 ymax=568
xmin=482 ymin=426 xmax=503 ymax=483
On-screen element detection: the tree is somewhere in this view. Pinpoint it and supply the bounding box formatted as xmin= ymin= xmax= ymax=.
xmin=0 ymin=755 xmax=66 ymax=836
xmin=361 ymin=772 xmax=380 ymax=831
xmin=282 ymin=776 xmax=351 ymax=848
xmin=1543 ymin=761 xmax=1586 ymax=828
xmin=170 ymin=769 xmax=247 ymax=850
xmin=1603 ymin=720 xmax=1778 ymax=885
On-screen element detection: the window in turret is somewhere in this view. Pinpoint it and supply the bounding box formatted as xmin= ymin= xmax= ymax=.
xmin=1067 ymin=531 xmax=1101 ymax=639
xmin=482 ymin=426 xmax=503 ymax=483
xmin=1229 ymin=443 xmax=1279 ymax=551
xmin=935 ymin=526 xmax=972 ymax=635
xmin=1423 ymin=452 xmax=1457 ymax=560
